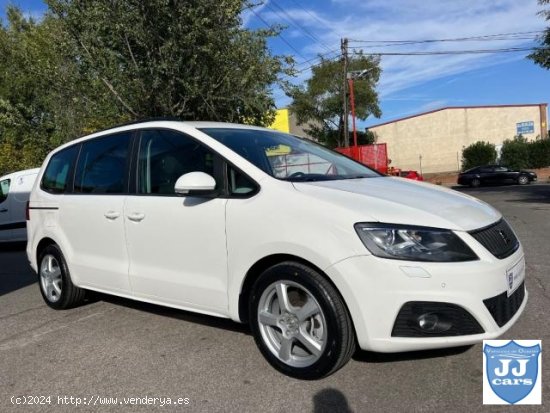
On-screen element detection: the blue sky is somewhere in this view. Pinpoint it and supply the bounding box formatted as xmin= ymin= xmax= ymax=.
xmin=2 ymin=0 xmax=549 ymax=128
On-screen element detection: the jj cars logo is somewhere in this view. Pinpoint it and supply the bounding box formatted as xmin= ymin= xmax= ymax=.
xmin=483 ymin=340 xmax=542 ymax=405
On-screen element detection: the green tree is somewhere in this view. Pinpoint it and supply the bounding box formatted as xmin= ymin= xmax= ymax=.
xmin=0 ymin=7 xmax=99 ymax=175
xmin=500 ymin=136 xmax=531 ymax=170
xmin=46 ymin=0 xmax=291 ymax=125
xmin=528 ymin=138 xmax=550 ymax=168
xmin=461 ymin=141 xmax=497 ymax=171
xmin=287 ymin=53 xmax=381 ymax=148
xmin=529 ymin=0 xmax=550 ymax=69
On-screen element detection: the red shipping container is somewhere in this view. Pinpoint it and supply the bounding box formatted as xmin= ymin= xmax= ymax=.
xmin=335 ymin=144 xmax=388 ymax=174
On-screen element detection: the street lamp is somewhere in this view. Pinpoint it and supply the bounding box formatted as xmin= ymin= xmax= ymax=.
xmin=346 ymin=68 xmax=375 ymax=157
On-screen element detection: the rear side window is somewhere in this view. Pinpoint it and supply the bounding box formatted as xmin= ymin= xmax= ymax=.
xmin=0 ymin=179 xmax=10 ymax=203
xmin=42 ymin=146 xmax=78 ymax=193
xmin=74 ymin=133 xmax=132 ymax=194
xmin=137 ymin=129 xmax=216 ymax=195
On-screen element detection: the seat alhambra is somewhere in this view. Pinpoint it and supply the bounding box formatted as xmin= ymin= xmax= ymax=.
xmin=27 ymin=121 xmax=526 ymax=379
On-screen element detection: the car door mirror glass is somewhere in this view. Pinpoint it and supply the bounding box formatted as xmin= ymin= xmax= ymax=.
xmin=174 ymin=172 xmax=217 ymax=195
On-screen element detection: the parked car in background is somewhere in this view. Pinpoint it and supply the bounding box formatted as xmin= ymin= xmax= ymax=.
xmin=399 ymin=170 xmax=424 ymax=181
xmin=0 ymin=168 xmax=39 ymax=242
xmin=457 ymin=165 xmax=537 ymax=187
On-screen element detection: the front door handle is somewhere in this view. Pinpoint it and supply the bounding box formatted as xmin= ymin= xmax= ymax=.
xmin=0 ymin=208 xmax=7 ymax=213
xmin=127 ymin=212 xmax=145 ymax=222
xmin=104 ymin=211 xmax=120 ymax=220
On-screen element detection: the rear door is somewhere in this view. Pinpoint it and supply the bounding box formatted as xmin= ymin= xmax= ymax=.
xmin=60 ymin=132 xmax=133 ymax=293
xmin=124 ymin=128 xmax=228 ymax=314
xmin=0 ymin=178 xmax=12 ymax=241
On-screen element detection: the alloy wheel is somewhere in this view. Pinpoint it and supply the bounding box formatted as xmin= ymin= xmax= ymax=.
xmin=257 ymin=280 xmax=327 ymax=368
xmin=40 ymin=254 xmax=62 ymax=303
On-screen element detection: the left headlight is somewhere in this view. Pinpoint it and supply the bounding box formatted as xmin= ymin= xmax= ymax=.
xmin=354 ymin=223 xmax=478 ymax=262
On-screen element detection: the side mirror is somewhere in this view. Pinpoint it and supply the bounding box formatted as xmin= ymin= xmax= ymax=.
xmin=174 ymin=172 xmax=217 ymax=196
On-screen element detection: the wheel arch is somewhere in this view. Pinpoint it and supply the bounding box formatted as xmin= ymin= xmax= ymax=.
xmin=238 ymin=254 xmax=357 ymax=339
xmin=36 ymin=237 xmax=58 ymax=264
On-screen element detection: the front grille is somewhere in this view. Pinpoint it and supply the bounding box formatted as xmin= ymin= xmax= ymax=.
xmin=483 ymin=281 xmax=525 ymax=327
xmin=391 ymin=302 xmax=484 ymax=337
xmin=469 ymin=219 xmax=519 ymax=259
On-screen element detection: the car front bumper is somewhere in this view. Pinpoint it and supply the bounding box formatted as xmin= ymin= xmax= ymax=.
xmin=324 ymin=245 xmax=527 ymax=352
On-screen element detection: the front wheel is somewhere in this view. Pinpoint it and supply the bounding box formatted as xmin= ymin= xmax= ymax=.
xmin=249 ymin=262 xmax=356 ymax=379
xmin=470 ymin=178 xmax=481 ymax=188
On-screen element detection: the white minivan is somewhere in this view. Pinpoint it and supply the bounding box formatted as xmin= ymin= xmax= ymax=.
xmin=0 ymin=168 xmax=39 ymax=243
xmin=27 ymin=121 xmax=526 ymax=379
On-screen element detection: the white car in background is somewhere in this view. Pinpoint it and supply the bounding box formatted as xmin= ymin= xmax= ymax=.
xmin=0 ymin=168 xmax=39 ymax=243
xmin=26 ymin=121 xmax=526 ymax=379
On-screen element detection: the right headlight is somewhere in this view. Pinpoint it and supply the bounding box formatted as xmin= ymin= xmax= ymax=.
xmin=354 ymin=223 xmax=478 ymax=262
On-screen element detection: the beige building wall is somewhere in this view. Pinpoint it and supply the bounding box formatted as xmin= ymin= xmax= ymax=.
xmin=368 ymin=104 xmax=548 ymax=174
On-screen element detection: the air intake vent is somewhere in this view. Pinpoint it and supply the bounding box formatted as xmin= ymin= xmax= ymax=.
xmin=483 ymin=282 xmax=525 ymax=327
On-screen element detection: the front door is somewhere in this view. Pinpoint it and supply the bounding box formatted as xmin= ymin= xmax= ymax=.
xmin=124 ymin=129 xmax=228 ymax=314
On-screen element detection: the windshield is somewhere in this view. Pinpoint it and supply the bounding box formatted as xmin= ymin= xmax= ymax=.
xmin=200 ymin=128 xmax=381 ymax=182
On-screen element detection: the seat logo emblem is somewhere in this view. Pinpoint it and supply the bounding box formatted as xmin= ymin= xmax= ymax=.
xmin=498 ymin=230 xmax=510 ymax=245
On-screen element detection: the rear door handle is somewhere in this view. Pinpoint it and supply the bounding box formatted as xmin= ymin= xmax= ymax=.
xmin=104 ymin=211 xmax=120 ymax=220
xmin=127 ymin=212 xmax=145 ymax=222
xmin=0 ymin=208 xmax=7 ymax=213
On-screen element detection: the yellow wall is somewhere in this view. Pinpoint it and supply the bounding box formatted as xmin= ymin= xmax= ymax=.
xmin=268 ymin=109 xmax=290 ymax=133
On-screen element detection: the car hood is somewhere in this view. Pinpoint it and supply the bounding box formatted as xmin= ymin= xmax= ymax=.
xmin=293 ymin=177 xmax=501 ymax=231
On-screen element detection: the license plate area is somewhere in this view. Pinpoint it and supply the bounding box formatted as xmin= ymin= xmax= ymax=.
xmin=506 ymin=258 xmax=525 ymax=297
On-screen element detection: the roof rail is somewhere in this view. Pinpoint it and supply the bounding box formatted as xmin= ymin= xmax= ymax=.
xmin=91 ymin=116 xmax=185 ymax=134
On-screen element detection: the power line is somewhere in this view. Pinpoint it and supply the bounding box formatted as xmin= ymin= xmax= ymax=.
xmin=279 ymin=51 xmax=342 ymax=80
xmin=248 ymin=6 xmax=308 ymax=60
xmin=349 ymin=31 xmax=544 ymax=44
xmin=267 ymin=0 xmax=333 ymax=53
xmin=286 ymin=0 xmax=330 ymax=30
xmin=346 ymin=47 xmax=536 ymax=55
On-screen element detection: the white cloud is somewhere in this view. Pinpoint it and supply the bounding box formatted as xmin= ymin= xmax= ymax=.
xmin=271 ymin=0 xmax=546 ymax=101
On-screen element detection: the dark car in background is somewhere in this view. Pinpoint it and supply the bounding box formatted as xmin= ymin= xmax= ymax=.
xmin=457 ymin=165 xmax=537 ymax=187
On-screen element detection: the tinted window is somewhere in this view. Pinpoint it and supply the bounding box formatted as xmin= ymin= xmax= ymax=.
xmin=138 ymin=129 xmax=216 ymax=195
xmin=228 ymin=167 xmax=256 ymax=196
xmin=494 ymin=167 xmax=508 ymax=172
xmin=42 ymin=146 xmax=78 ymax=193
xmin=201 ymin=128 xmax=380 ymax=181
xmin=74 ymin=133 xmax=131 ymax=194
xmin=0 ymin=179 xmax=10 ymax=203
xmin=479 ymin=167 xmax=494 ymax=173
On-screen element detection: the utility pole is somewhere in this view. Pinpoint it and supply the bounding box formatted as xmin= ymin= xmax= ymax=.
xmin=341 ymin=38 xmax=349 ymax=147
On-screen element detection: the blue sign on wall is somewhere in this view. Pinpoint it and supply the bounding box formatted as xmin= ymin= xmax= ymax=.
xmin=516 ymin=121 xmax=534 ymax=135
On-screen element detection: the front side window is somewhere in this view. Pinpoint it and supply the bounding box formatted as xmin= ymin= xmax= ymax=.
xmin=200 ymin=128 xmax=381 ymax=181
xmin=42 ymin=146 xmax=79 ymax=193
xmin=138 ymin=129 xmax=216 ymax=195
xmin=74 ymin=132 xmax=131 ymax=194
xmin=0 ymin=179 xmax=10 ymax=203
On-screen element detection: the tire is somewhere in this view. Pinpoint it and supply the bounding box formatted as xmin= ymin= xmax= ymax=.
xmin=38 ymin=244 xmax=85 ymax=309
xmin=249 ymin=261 xmax=355 ymax=379
xmin=517 ymin=175 xmax=529 ymax=185
xmin=470 ymin=178 xmax=481 ymax=188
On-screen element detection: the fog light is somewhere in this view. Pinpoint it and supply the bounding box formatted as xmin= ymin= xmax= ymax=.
xmin=417 ymin=312 xmax=452 ymax=333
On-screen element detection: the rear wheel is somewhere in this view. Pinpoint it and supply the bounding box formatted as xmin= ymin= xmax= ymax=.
xmin=517 ymin=175 xmax=529 ymax=185
xmin=470 ymin=178 xmax=481 ymax=188
xmin=39 ymin=244 xmax=85 ymax=309
xmin=249 ymin=261 xmax=355 ymax=379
